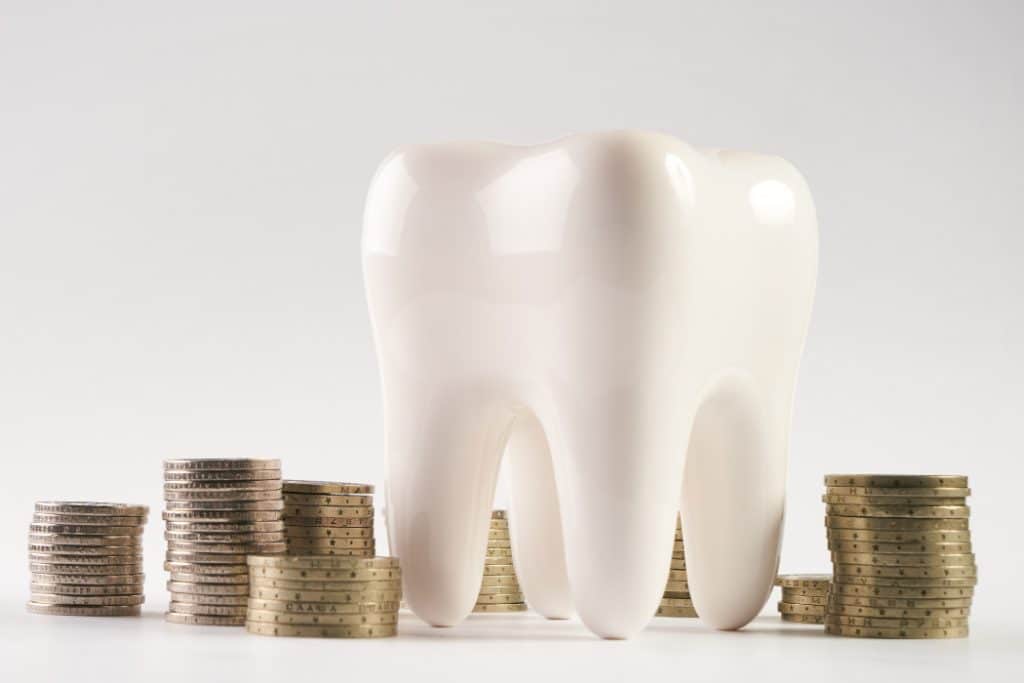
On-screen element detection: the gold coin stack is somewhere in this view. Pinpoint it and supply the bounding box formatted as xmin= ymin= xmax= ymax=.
xmin=776 ymin=574 xmax=830 ymax=624
xmin=281 ymin=481 xmax=375 ymax=557
xmin=163 ymin=458 xmax=285 ymax=626
xmin=823 ymin=474 xmax=975 ymax=639
xmin=473 ymin=510 xmax=526 ymax=613
xmin=657 ymin=516 xmax=696 ymax=617
xmin=27 ymin=501 xmax=148 ymax=617
xmin=245 ymin=555 xmax=401 ymax=637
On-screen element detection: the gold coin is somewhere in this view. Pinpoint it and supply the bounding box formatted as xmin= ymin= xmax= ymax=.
xmin=656 ymin=605 xmax=698 ymax=618
xmin=826 ymin=516 xmax=970 ymax=532
xmin=30 ymin=581 xmax=144 ymax=595
xmin=164 ymin=479 xmax=282 ymax=491
xmin=474 ymin=592 xmax=525 ymax=604
xmin=30 ymin=592 xmax=144 ymax=606
xmin=826 ymin=528 xmax=972 ymax=543
xmin=282 ymin=481 xmax=374 ymax=495
xmin=780 ymin=593 xmax=828 ymax=606
xmin=165 ymin=499 xmax=285 ymax=512
xmin=247 ymin=555 xmax=398 ymax=570
xmin=473 ymin=602 xmax=528 ymax=613
xmin=283 ymin=505 xmax=373 ymax=519
xmin=250 ymin=587 xmax=402 ymax=603
xmin=775 ymin=574 xmax=831 ymax=589
xmin=484 ymin=546 xmax=513 ymax=557
xmin=29 ymin=524 xmax=144 ymax=537
xmin=777 ymin=602 xmax=825 ymax=615
xmin=833 ymin=564 xmax=976 ymax=580
xmin=824 ymin=475 xmax=967 ymax=488
xmin=285 ymin=537 xmax=375 ymax=549
xmin=286 ymin=547 xmax=373 ymax=558
xmin=166 ymin=581 xmax=249 ymax=595
xmin=249 ymin=577 xmax=400 ymax=592
xmin=164 ymin=469 xmax=281 ymax=482
xmin=163 ymin=561 xmax=248 ymax=574
xmin=488 ymin=530 xmax=510 ymax=540
xmin=669 ymin=559 xmax=686 ymax=570
xmin=478 ymin=584 xmax=522 ymax=595
xmin=480 ymin=575 xmax=520 ymax=588
xmin=245 ymin=621 xmax=397 ymax=638
xmin=779 ymin=585 xmax=829 ymax=598
xmin=167 ymin=540 xmax=288 ymax=554
xmin=671 ymin=552 xmax=685 ymax=560
xmin=165 ymin=521 xmax=285 ymax=533
xmin=165 ymin=531 xmax=286 ymax=544
xmin=283 ymin=516 xmax=374 ymax=528
xmin=282 ymin=493 xmax=372 ymax=507
xmin=828 ymin=596 xmax=973 ymax=609
xmin=825 ymin=486 xmax=971 ymax=498
xmin=830 ymin=583 xmax=973 ymax=599
xmin=162 ymin=509 xmax=283 ymax=522
xmin=249 ymin=566 xmax=400 ymax=582
xmin=662 ymin=591 xmax=690 ymax=599
xmin=29 ymin=552 xmax=143 ymax=565
xmin=164 ymin=489 xmax=282 ymax=502
xmin=165 ymin=551 xmax=252 ymax=564
xmin=164 ymin=458 xmax=281 ymax=470
xmin=663 ymin=580 xmax=689 ymax=593
xmin=831 ymin=574 xmax=977 ymax=588
xmin=482 ymin=564 xmax=515 ymax=576
xmin=826 ymin=614 xmax=968 ymax=628
xmin=659 ymin=597 xmax=695 ymax=608
xmin=822 ymin=494 xmax=966 ymax=506
xmin=168 ymin=572 xmax=249 ymax=584
xmin=667 ymin=569 xmax=688 ymax=582
xmin=169 ymin=592 xmax=247 ymax=606
xmin=491 ymin=511 xmax=508 ymax=520
xmin=828 ymin=540 xmax=972 ymax=555
xmin=246 ymin=610 xmax=397 ymax=626
xmin=489 ymin=520 xmax=509 ymax=529
xmin=34 ymin=502 xmax=148 ymax=516
xmin=825 ymin=504 xmax=969 ymax=519
xmin=168 ymin=601 xmax=248 ymax=616
xmin=487 ymin=540 xmax=512 ymax=549
xmin=31 ymin=516 xmax=147 ymax=529
xmin=780 ymin=613 xmax=823 ymax=624
xmin=829 ymin=552 xmax=975 ymax=568
xmin=247 ymin=598 xmax=400 ymax=614
xmin=827 ymin=602 xmax=970 ymax=618
xmin=825 ymin=623 xmax=967 ymax=638
xmin=165 ymin=611 xmax=245 ymax=626
xmin=28 ymin=544 xmax=141 ymax=556
xmin=27 ymin=602 xmax=141 ymax=617
xmin=281 ymin=525 xmax=373 ymax=539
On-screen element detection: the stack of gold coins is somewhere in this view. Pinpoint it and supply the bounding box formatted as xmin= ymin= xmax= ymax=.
xmin=657 ymin=516 xmax=696 ymax=618
xmin=163 ymin=459 xmax=285 ymax=626
xmin=245 ymin=555 xmax=400 ymax=637
xmin=473 ymin=510 xmax=526 ymax=613
xmin=823 ymin=474 xmax=975 ymax=639
xmin=281 ymin=481 xmax=375 ymax=557
xmin=776 ymin=574 xmax=830 ymax=624
xmin=28 ymin=502 xmax=148 ymax=617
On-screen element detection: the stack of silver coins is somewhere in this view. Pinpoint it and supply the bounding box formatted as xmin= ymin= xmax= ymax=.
xmin=28 ymin=501 xmax=148 ymax=617
xmin=823 ymin=474 xmax=975 ymax=639
xmin=657 ymin=516 xmax=696 ymax=618
xmin=473 ymin=510 xmax=526 ymax=613
xmin=245 ymin=555 xmax=401 ymax=638
xmin=776 ymin=574 xmax=830 ymax=624
xmin=281 ymin=481 xmax=375 ymax=557
xmin=163 ymin=459 xmax=285 ymax=626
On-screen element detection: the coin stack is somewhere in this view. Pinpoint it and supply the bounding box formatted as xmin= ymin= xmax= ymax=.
xmin=473 ymin=510 xmax=526 ymax=613
xmin=823 ymin=474 xmax=975 ymax=639
xmin=163 ymin=458 xmax=285 ymax=626
xmin=28 ymin=502 xmax=148 ymax=617
xmin=245 ymin=555 xmax=401 ymax=638
xmin=657 ymin=516 xmax=696 ymax=617
xmin=281 ymin=481 xmax=375 ymax=557
xmin=776 ymin=574 xmax=830 ymax=625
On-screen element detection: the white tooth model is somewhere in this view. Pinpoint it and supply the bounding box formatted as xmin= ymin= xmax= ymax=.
xmin=362 ymin=130 xmax=818 ymax=639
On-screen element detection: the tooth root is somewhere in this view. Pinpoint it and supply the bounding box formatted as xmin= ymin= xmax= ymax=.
xmin=682 ymin=373 xmax=784 ymax=630
xmin=505 ymin=412 xmax=572 ymax=619
xmin=385 ymin=391 xmax=509 ymax=627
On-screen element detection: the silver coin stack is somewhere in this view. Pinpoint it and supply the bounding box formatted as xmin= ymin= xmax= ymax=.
xmin=28 ymin=501 xmax=148 ymax=617
xmin=163 ymin=459 xmax=285 ymax=626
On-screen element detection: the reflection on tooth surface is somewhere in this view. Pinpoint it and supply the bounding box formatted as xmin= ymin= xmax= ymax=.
xmin=364 ymin=131 xmax=818 ymax=638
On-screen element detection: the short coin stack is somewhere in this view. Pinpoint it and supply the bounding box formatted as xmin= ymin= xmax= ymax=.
xmin=823 ymin=474 xmax=975 ymax=639
xmin=281 ymin=481 xmax=375 ymax=557
xmin=163 ymin=458 xmax=285 ymax=626
xmin=245 ymin=555 xmax=401 ymax=637
xmin=473 ymin=510 xmax=526 ymax=613
xmin=776 ymin=574 xmax=830 ymax=625
xmin=28 ymin=501 xmax=148 ymax=617
xmin=657 ymin=516 xmax=696 ymax=618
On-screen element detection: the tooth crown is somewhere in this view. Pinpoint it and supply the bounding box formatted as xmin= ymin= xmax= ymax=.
xmin=363 ymin=130 xmax=818 ymax=639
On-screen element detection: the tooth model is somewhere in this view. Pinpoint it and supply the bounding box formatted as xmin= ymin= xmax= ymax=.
xmin=362 ymin=130 xmax=818 ymax=639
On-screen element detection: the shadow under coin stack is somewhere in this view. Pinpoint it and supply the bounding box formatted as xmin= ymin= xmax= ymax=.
xmin=28 ymin=502 xmax=148 ymax=617
xmin=163 ymin=459 xmax=285 ymax=626
xmin=245 ymin=555 xmax=401 ymax=637
xmin=657 ymin=516 xmax=696 ymax=618
xmin=281 ymin=481 xmax=375 ymax=556
xmin=776 ymin=574 xmax=830 ymax=624
xmin=823 ymin=474 xmax=975 ymax=639
xmin=474 ymin=510 xmax=526 ymax=613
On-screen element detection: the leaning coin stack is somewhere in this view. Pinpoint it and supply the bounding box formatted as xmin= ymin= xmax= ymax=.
xmin=823 ymin=474 xmax=975 ymax=639
xmin=776 ymin=574 xmax=830 ymax=625
xmin=281 ymin=481 xmax=375 ymax=557
xmin=28 ymin=501 xmax=148 ymax=617
xmin=163 ymin=458 xmax=285 ymax=626
xmin=473 ymin=510 xmax=526 ymax=613
xmin=657 ymin=516 xmax=696 ymax=618
xmin=245 ymin=555 xmax=401 ymax=638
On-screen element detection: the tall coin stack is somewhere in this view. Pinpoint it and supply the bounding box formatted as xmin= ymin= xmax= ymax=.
xmin=163 ymin=458 xmax=285 ymax=626
xmin=776 ymin=574 xmax=830 ymax=624
xmin=281 ymin=481 xmax=375 ymax=557
xmin=657 ymin=516 xmax=696 ymax=617
xmin=473 ymin=510 xmax=526 ymax=613
xmin=245 ymin=555 xmax=401 ymax=638
xmin=28 ymin=502 xmax=148 ymax=617
xmin=823 ymin=474 xmax=975 ymax=639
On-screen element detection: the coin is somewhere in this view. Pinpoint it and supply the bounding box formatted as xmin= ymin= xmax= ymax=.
xmin=285 ymin=537 xmax=375 ymax=549
xmin=245 ymin=610 xmax=397 ymax=626
xmin=829 ymin=552 xmax=975 ymax=568
xmin=29 ymin=553 xmax=143 ymax=565
xmin=165 ymin=499 xmax=285 ymax=512
xmin=282 ymin=493 xmax=372 ymax=507
xmin=825 ymin=504 xmax=969 ymax=519
xmin=164 ymin=561 xmax=248 ymax=574
xmin=825 ymin=486 xmax=971 ymax=498
xmin=167 ymin=540 xmax=288 ymax=554
xmin=168 ymin=602 xmax=248 ymax=616
xmin=31 ymin=573 xmax=145 ymax=586
xmin=777 ymin=602 xmax=826 ymax=615
xmin=826 ymin=516 xmax=970 ymax=531
xmin=248 ymin=598 xmax=401 ymax=614
xmin=826 ymin=614 xmax=968 ymax=628
xmin=824 ymin=623 xmax=968 ymax=638
xmin=168 ymin=572 xmax=249 ymax=584
xmin=248 ymin=567 xmax=401 ymax=582
xmin=165 ymin=489 xmax=283 ymax=502
xmin=247 ymin=555 xmax=399 ymax=570
xmin=481 ymin=575 xmax=521 ymax=588
xmin=165 ymin=479 xmax=283 ymax=491
xmin=664 ymin=580 xmax=689 ymax=593
xmin=28 ymin=533 xmax=143 ymax=547
xmin=166 ymin=581 xmax=249 ymax=595
xmin=30 ymin=581 xmax=143 ymax=595
xmin=250 ymin=587 xmax=402 ymax=603
xmin=472 ymin=603 xmax=528 ymax=613
xmin=492 ymin=511 xmax=508 ymax=520
xmin=283 ymin=516 xmax=374 ymax=528
xmin=471 ymin=592 xmax=524 ymax=605
xmin=245 ymin=621 xmax=397 ymax=638
xmin=831 ymin=574 xmax=977 ymax=588
xmin=283 ymin=505 xmax=373 ymax=518
xmin=656 ymin=605 xmax=698 ymax=617
xmin=164 ymin=469 xmax=282 ymax=482
xmin=162 ymin=510 xmax=283 ymax=522
xmin=165 ymin=531 xmax=285 ymax=544
xmin=28 ymin=544 xmax=141 ymax=557
xmin=830 ymin=583 xmax=973 ymax=599
xmin=833 ymin=564 xmax=976 ymax=579
xmin=27 ymin=602 xmax=141 ymax=617
xmin=34 ymin=502 xmax=148 ymax=516
xmin=824 ymin=475 xmax=968 ymax=488
xmin=479 ymin=584 xmax=522 ymax=595
xmin=780 ymin=613 xmax=824 ymax=624
xmin=779 ymin=585 xmax=829 ymax=597
xmin=164 ymin=458 xmax=281 ymax=470
xmin=823 ymin=495 xmax=968 ymax=507
xmin=828 ymin=594 xmax=972 ymax=608
xmin=282 ymin=525 xmax=373 ymax=539
xmin=169 ymin=592 xmax=248 ymax=606
xmin=249 ymin=579 xmax=401 ymax=594
xmin=775 ymin=574 xmax=831 ymax=589
xmin=487 ymin=529 xmax=510 ymax=540
xmin=29 ymin=592 xmax=144 ymax=606
xmin=482 ymin=564 xmax=515 ymax=576
xmin=165 ymin=611 xmax=245 ymax=626
xmin=826 ymin=528 xmax=972 ymax=543
xmin=780 ymin=594 xmax=828 ymax=606
xmin=667 ymin=570 xmax=688 ymax=582
xmin=281 ymin=481 xmax=375 ymax=495
xmin=827 ymin=603 xmax=970 ymax=618
xmin=486 ymin=540 xmax=512 ymax=549
xmin=828 ymin=540 xmax=972 ymax=555
xmin=165 ymin=551 xmax=256 ymax=564
xmin=29 ymin=523 xmax=145 ymax=535
xmin=658 ymin=597 xmax=695 ymax=608
xmin=30 ymin=562 xmax=144 ymax=575
xmin=165 ymin=521 xmax=285 ymax=533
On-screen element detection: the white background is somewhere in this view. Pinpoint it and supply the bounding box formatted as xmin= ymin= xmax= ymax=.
xmin=1 ymin=1 xmax=1022 ymax=681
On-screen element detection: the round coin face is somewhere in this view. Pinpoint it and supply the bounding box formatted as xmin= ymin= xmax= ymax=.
xmin=163 ymin=459 xmax=281 ymax=470
xmin=27 ymin=602 xmax=141 ymax=617
xmin=34 ymin=502 xmax=148 ymax=516
xmin=281 ymin=481 xmax=374 ymax=495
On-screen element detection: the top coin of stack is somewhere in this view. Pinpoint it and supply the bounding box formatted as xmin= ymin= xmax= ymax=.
xmin=473 ymin=510 xmax=526 ymax=613
xmin=823 ymin=474 xmax=975 ymax=639
xmin=776 ymin=574 xmax=830 ymax=625
xmin=656 ymin=516 xmax=696 ymax=618
xmin=28 ymin=501 xmax=148 ymax=617
xmin=281 ymin=481 xmax=375 ymax=557
xmin=163 ymin=459 xmax=285 ymax=626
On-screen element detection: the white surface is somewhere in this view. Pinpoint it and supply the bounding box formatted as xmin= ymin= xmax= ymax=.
xmin=1 ymin=600 xmax=1020 ymax=683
